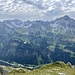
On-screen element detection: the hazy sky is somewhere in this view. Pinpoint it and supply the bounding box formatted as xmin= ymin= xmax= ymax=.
xmin=0 ymin=0 xmax=75 ymax=21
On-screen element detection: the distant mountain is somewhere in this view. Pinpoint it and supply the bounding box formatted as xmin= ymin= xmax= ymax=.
xmin=0 ymin=15 xmax=75 ymax=65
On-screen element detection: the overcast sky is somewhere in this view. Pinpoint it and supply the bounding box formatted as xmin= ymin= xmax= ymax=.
xmin=0 ymin=0 xmax=75 ymax=21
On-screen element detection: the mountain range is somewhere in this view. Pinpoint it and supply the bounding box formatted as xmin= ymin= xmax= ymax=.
xmin=0 ymin=15 xmax=75 ymax=65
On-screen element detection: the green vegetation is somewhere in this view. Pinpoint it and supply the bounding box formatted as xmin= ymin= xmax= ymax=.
xmin=8 ymin=61 xmax=75 ymax=75
xmin=47 ymin=45 xmax=55 ymax=52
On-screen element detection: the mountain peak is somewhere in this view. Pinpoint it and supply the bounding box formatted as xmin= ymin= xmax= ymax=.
xmin=61 ymin=15 xmax=70 ymax=20
xmin=63 ymin=15 xmax=70 ymax=18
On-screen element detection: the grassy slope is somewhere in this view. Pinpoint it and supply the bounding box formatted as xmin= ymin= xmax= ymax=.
xmin=8 ymin=62 xmax=75 ymax=75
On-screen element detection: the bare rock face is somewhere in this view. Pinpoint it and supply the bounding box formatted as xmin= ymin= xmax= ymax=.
xmin=58 ymin=73 xmax=65 ymax=75
xmin=0 ymin=67 xmax=8 ymax=75
xmin=0 ymin=67 xmax=3 ymax=74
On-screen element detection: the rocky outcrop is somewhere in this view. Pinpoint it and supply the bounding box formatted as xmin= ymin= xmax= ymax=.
xmin=0 ymin=67 xmax=8 ymax=75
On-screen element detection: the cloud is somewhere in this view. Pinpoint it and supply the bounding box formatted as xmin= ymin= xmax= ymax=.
xmin=0 ymin=0 xmax=75 ymax=21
